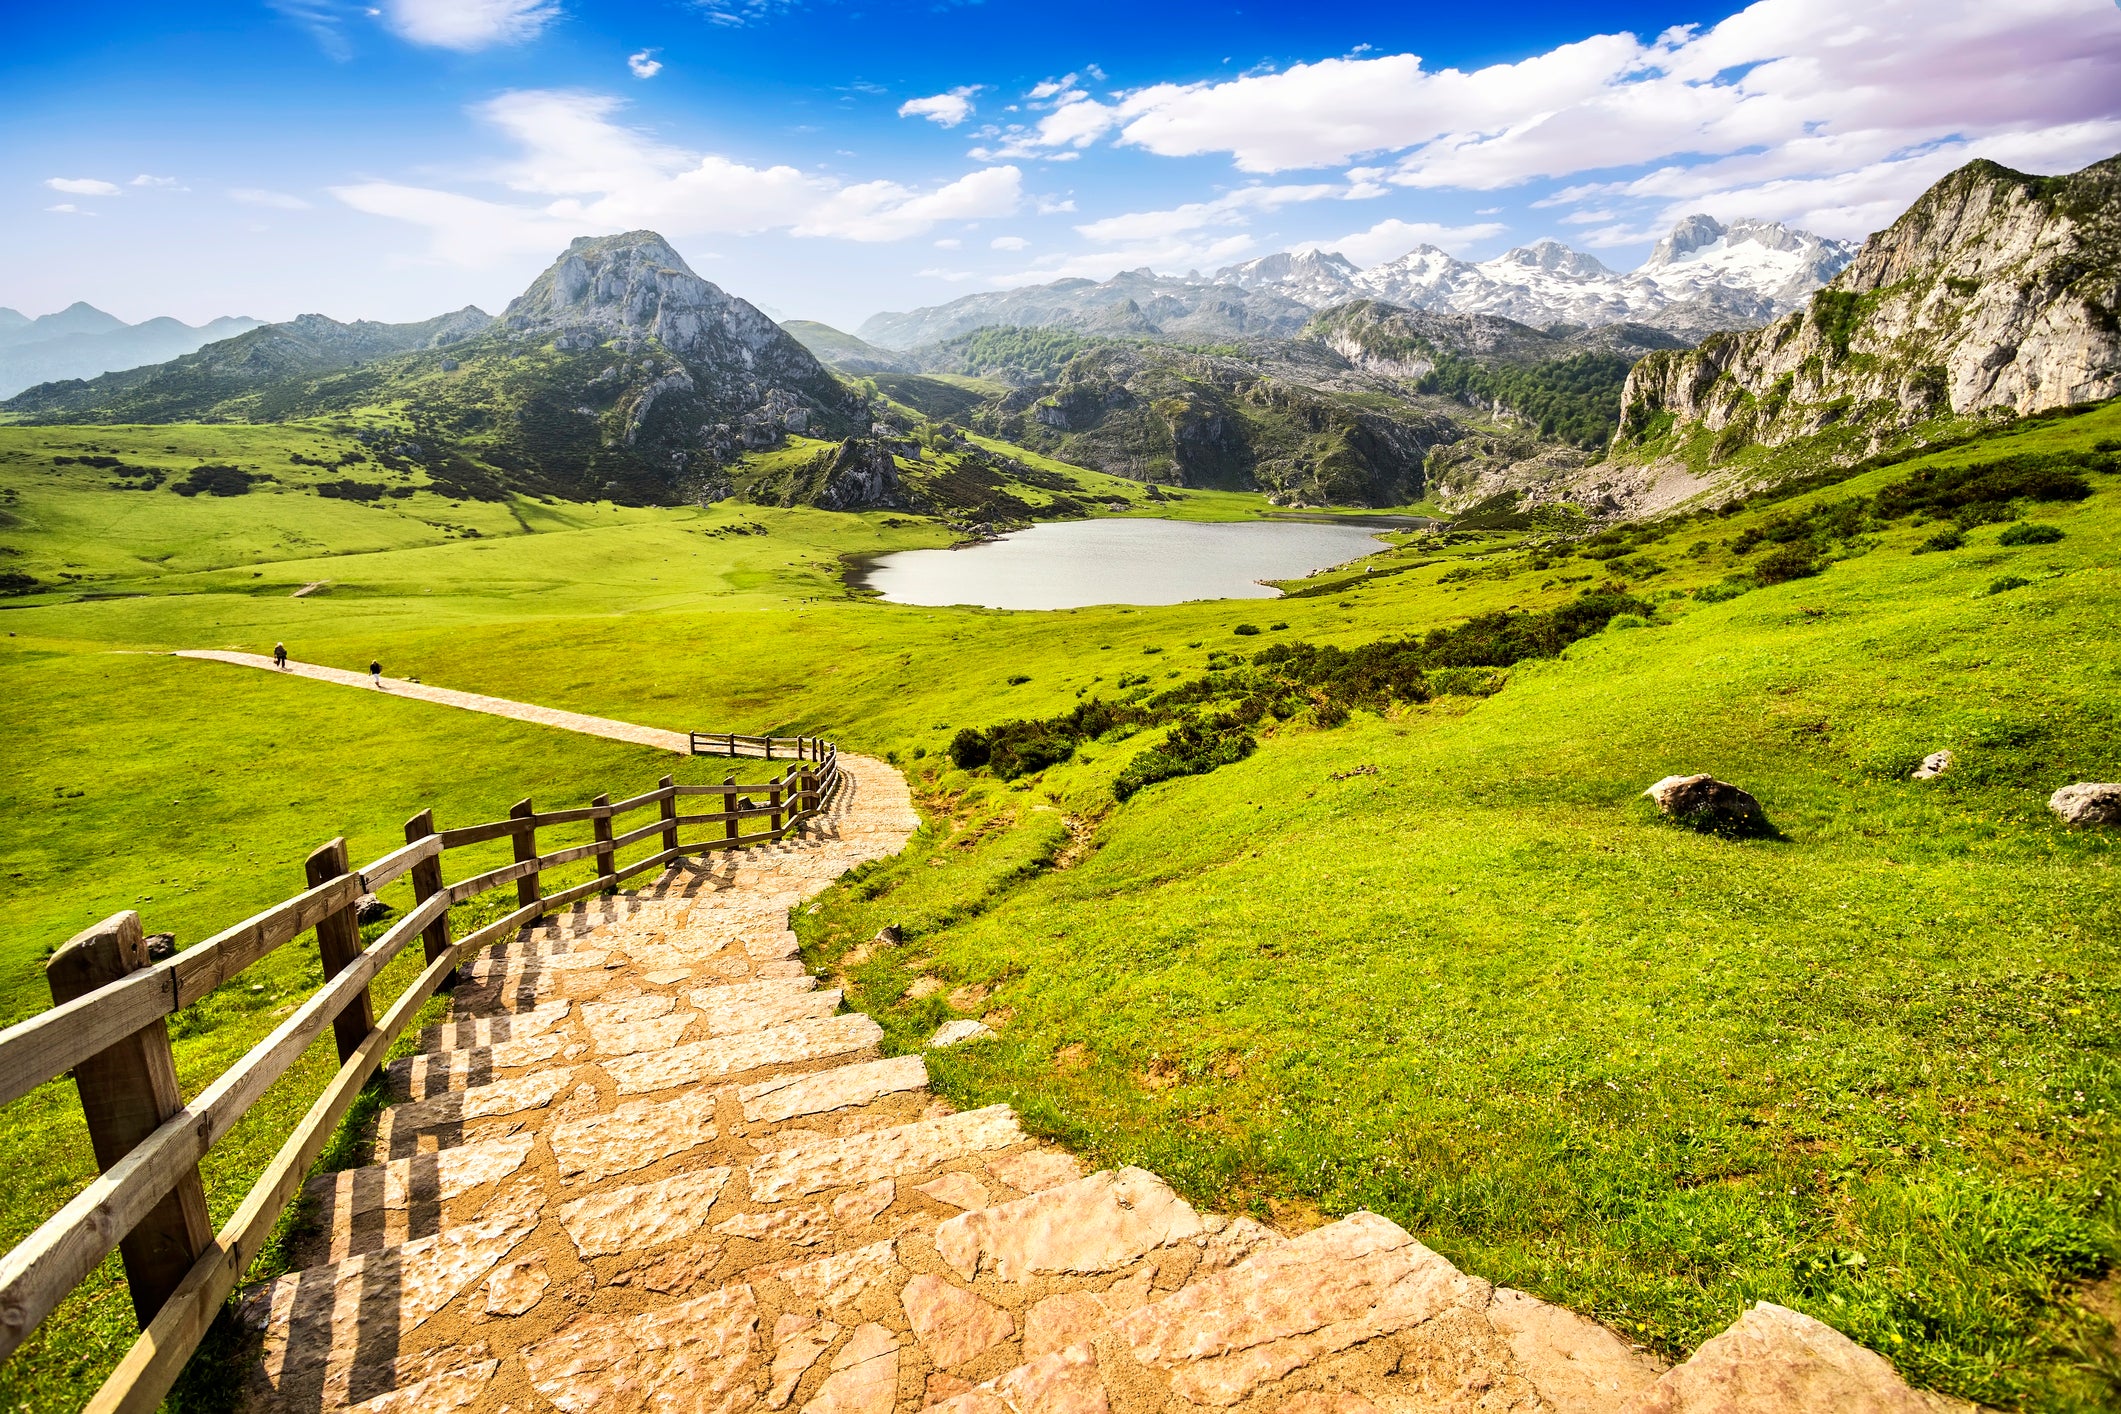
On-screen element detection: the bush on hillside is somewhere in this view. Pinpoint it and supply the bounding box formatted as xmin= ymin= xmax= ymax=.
xmin=1873 ymin=452 xmax=2099 ymax=521
xmin=1914 ymin=528 xmax=1965 ymax=554
xmin=171 ymin=464 xmax=254 ymax=497
xmin=1998 ymin=522 xmax=2064 ymax=545
xmin=1753 ymin=544 xmax=1823 ymax=584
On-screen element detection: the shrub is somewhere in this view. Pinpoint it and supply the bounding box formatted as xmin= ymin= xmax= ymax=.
xmin=172 ymin=464 xmax=254 ymax=497
xmin=1874 ymin=453 xmax=2096 ymax=520
xmin=1914 ymin=528 xmax=1964 ymax=554
xmin=1753 ymin=544 xmax=1822 ymax=584
xmin=1983 ymin=576 xmax=2032 ymax=596
xmin=1998 ymin=522 xmax=2064 ymax=545
xmin=1232 ymin=623 xmax=1262 ymax=636
xmin=1006 ymin=674 xmax=1031 ymax=685
xmin=1694 ymin=578 xmax=1753 ymax=603
xmin=1114 ymin=717 xmax=1256 ymax=800
xmin=1607 ymin=614 xmax=1648 ymax=630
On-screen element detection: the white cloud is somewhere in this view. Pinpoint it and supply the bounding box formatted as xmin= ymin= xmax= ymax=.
xmin=230 ymin=187 xmax=313 ymax=210
xmin=628 ymin=49 xmax=661 ymax=79
xmin=130 ymin=174 xmax=183 ymax=189
xmin=1073 ymin=183 xmax=1348 ymax=244
xmin=333 ymin=89 xmax=1023 ymax=262
xmin=382 ymin=0 xmax=558 ymax=51
xmin=933 ymin=237 xmax=962 ymax=249
xmin=990 ymin=231 xmax=1260 ymax=287
xmin=1294 ymin=217 xmax=1509 ymax=266
xmin=899 ymin=87 xmax=981 ymax=128
xmin=972 ymin=0 xmax=2121 ymax=240
xmin=44 ymin=203 xmax=90 ymax=215
xmin=46 ymin=177 xmax=120 ymax=196
xmin=990 ymin=234 xmax=1028 ymax=250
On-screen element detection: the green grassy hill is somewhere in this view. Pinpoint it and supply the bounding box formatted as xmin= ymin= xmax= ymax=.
xmin=1 ymin=402 xmax=2117 ymax=1410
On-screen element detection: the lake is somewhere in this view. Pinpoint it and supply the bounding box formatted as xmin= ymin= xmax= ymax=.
xmin=850 ymin=518 xmax=1393 ymax=610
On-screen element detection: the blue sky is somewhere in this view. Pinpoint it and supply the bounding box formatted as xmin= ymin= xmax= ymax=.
xmin=5 ymin=0 xmax=2119 ymax=330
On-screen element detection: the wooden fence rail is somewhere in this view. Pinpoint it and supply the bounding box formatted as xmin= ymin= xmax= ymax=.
xmin=0 ymin=731 xmax=842 ymax=1411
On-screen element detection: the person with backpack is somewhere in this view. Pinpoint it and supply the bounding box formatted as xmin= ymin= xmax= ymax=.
xmin=273 ymin=642 xmax=288 ymax=669
xmin=370 ymin=659 xmax=383 ymax=688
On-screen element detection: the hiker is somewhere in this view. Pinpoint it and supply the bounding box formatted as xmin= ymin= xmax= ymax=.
xmin=273 ymin=642 xmax=288 ymax=669
xmin=370 ymin=659 xmax=383 ymax=688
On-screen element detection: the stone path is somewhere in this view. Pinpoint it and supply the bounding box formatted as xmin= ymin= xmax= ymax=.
xmin=174 ymin=651 xmax=692 ymax=755
xmin=233 ymin=743 xmax=1955 ymax=1414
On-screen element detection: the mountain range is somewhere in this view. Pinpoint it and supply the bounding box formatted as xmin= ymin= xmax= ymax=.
xmin=0 ymin=303 xmax=261 ymax=399
xmin=6 ymin=154 xmax=2113 ymax=518
xmin=857 ymin=215 xmax=1857 ymax=349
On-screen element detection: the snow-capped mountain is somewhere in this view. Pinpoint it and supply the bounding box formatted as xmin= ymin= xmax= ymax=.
xmin=1226 ymin=218 xmax=1857 ymax=336
xmin=858 ymin=214 xmax=1857 ymax=349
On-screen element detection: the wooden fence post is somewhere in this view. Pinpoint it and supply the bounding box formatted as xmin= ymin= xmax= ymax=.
xmin=724 ymin=774 xmax=740 ymax=845
xmin=303 ymin=838 xmax=375 ymax=1064
xmin=46 ymin=912 xmax=213 ymax=1326
xmin=403 ymin=809 xmax=453 ymax=980
xmin=801 ymin=766 xmax=816 ymax=817
xmin=593 ymin=792 xmax=616 ymax=893
xmin=511 ymin=798 xmax=539 ymax=909
xmin=769 ymin=774 xmax=784 ymax=836
xmin=658 ymin=775 xmax=679 ymax=857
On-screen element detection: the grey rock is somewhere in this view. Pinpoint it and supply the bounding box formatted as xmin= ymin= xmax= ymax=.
xmin=143 ymin=932 xmax=178 ymax=962
xmin=1910 ymin=750 xmax=1953 ymax=780
xmin=1644 ymin=775 xmax=1769 ymax=836
xmin=354 ymin=893 xmax=393 ymax=924
xmin=873 ymin=925 xmax=903 ymax=947
xmin=2049 ymin=783 xmax=2121 ymax=827
xmin=1630 ymin=1301 xmax=1931 ymax=1413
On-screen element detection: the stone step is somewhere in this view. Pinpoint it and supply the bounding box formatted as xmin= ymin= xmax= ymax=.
xmin=417 ymin=999 xmax=571 ymax=1054
xmin=301 ymin=1132 xmax=537 ymax=1261
xmin=239 ymin=1197 xmax=542 ymax=1411
xmin=372 ymin=1067 xmax=578 ymax=1160
xmin=384 ymin=1033 xmax=565 ymax=1100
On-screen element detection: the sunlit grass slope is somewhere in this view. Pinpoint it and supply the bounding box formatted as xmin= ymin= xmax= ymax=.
xmin=0 ymin=402 xmax=2116 ymax=1409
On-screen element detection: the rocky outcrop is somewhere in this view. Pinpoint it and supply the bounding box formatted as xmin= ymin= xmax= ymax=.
xmin=1615 ymin=155 xmax=2121 ymax=472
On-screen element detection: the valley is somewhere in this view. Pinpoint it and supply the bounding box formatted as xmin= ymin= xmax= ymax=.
xmin=1 ymin=149 xmax=2118 ymax=1414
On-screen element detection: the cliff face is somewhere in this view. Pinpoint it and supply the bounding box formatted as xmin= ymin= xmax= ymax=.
xmin=1615 ymin=156 xmax=2121 ymax=464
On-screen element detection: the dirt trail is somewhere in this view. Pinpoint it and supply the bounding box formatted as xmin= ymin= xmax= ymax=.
xmin=173 ymin=650 xmax=693 ymax=755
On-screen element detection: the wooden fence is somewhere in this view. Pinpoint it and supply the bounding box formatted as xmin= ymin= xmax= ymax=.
xmin=0 ymin=734 xmax=840 ymax=1412
xmin=688 ymin=730 xmax=831 ymax=761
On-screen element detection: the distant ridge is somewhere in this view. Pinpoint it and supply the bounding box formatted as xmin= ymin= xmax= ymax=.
xmin=0 ymin=303 xmax=262 ymax=398
xmin=857 ymin=213 xmax=1858 ymax=349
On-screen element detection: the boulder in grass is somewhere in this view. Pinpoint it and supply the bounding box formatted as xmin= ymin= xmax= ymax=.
xmin=143 ymin=932 xmax=178 ymax=962
xmin=1644 ymin=775 xmax=1769 ymax=836
xmin=354 ymin=893 xmax=393 ymax=924
xmin=874 ymin=924 xmax=904 ymax=947
xmin=1629 ymin=1301 xmax=1932 ymax=1414
xmin=1910 ymin=750 xmax=1953 ymax=780
xmin=2049 ymin=782 xmax=2121 ymax=827
xmin=929 ymin=1019 xmax=994 ymax=1048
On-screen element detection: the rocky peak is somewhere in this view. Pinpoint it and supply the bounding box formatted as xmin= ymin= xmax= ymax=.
xmin=1644 ymin=215 xmax=1728 ymax=266
xmin=1496 ymin=240 xmax=1614 ymax=278
xmin=503 ymin=229 xmax=814 ymax=375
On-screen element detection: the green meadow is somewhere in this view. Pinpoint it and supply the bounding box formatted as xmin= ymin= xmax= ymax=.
xmin=0 ymin=404 xmax=2117 ymax=1410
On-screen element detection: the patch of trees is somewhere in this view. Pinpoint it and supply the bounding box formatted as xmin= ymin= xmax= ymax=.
xmin=928 ymin=327 xmax=1099 ymax=383
xmin=1417 ymin=351 xmax=1635 ymax=450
